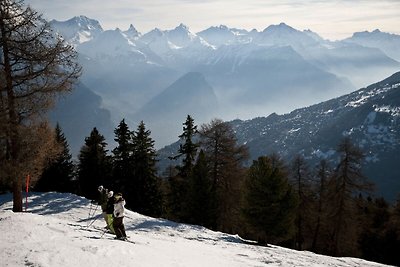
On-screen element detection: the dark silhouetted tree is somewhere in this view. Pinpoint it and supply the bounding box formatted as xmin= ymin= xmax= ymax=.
xmin=199 ymin=119 xmax=248 ymax=232
xmin=168 ymin=115 xmax=198 ymax=221
xmin=77 ymin=127 xmax=111 ymax=200
xmin=35 ymin=123 xmax=75 ymax=193
xmin=242 ymin=155 xmax=297 ymax=245
xmin=112 ymin=119 xmax=134 ymax=195
xmin=131 ymin=121 xmax=162 ymax=217
xmin=185 ymin=150 xmax=214 ymax=227
xmin=0 ymin=0 xmax=81 ymax=211
xmin=328 ymin=137 xmax=373 ymax=256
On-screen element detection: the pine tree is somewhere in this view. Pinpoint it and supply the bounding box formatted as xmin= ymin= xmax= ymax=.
xmin=173 ymin=115 xmax=198 ymax=177
xmin=199 ymin=119 xmax=248 ymax=232
xmin=35 ymin=123 xmax=75 ymax=193
xmin=131 ymin=121 xmax=162 ymax=217
xmin=168 ymin=115 xmax=198 ymax=221
xmin=185 ymin=150 xmax=213 ymax=227
xmin=77 ymin=127 xmax=111 ymax=200
xmin=242 ymin=155 xmax=297 ymax=245
xmin=112 ymin=119 xmax=134 ymax=194
xmin=0 ymin=0 xmax=81 ymax=211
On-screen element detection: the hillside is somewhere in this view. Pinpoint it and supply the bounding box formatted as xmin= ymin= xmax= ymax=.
xmin=159 ymin=72 xmax=400 ymax=201
xmin=0 ymin=192 xmax=390 ymax=267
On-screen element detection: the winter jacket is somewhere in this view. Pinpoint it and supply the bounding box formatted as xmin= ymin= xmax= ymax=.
xmin=106 ymin=197 xmax=115 ymax=215
xmin=97 ymin=190 xmax=108 ymax=212
xmin=113 ymin=198 xmax=126 ymax=218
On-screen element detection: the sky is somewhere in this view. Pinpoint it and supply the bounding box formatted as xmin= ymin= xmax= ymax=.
xmin=0 ymin=192 xmax=389 ymax=266
xmin=24 ymin=0 xmax=400 ymax=41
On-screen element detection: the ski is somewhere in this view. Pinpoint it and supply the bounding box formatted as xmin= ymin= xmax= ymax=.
xmin=113 ymin=237 xmax=135 ymax=244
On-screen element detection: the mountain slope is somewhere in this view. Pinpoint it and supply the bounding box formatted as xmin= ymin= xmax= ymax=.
xmin=344 ymin=29 xmax=400 ymax=62
xmin=158 ymin=72 xmax=400 ymax=201
xmin=0 ymin=192 xmax=389 ymax=267
xmin=133 ymin=72 xmax=218 ymax=146
xmin=230 ymin=72 xmax=400 ymax=201
xmin=48 ymin=82 xmax=115 ymax=156
xmin=49 ymin=17 xmax=400 ymax=148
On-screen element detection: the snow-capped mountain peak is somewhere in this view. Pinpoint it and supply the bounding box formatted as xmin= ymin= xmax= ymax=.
xmin=50 ymin=16 xmax=103 ymax=45
xmin=255 ymin=22 xmax=319 ymax=48
xmin=123 ymin=24 xmax=141 ymax=42
xmin=166 ymin=23 xmax=198 ymax=47
xmin=262 ymin=22 xmax=297 ymax=33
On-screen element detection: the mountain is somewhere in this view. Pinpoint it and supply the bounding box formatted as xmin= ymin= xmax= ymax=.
xmin=0 ymin=192 xmax=390 ymax=267
xmin=133 ymin=72 xmax=218 ymax=146
xmin=197 ymin=25 xmax=251 ymax=47
xmin=48 ymin=82 xmax=115 ymax=156
xmin=50 ymin=16 xmax=103 ymax=46
xmin=49 ymin=17 xmax=400 ymax=148
xmin=158 ymin=72 xmax=400 ymax=201
xmin=344 ymin=29 xmax=400 ymax=62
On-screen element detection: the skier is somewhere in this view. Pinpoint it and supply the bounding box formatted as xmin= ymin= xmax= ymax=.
xmin=105 ymin=190 xmax=115 ymax=234
xmin=113 ymin=193 xmax=127 ymax=240
xmin=96 ymin=185 xmax=109 ymax=228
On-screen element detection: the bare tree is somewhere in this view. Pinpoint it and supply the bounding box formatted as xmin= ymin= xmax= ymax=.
xmin=328 ymin=137 xmax=373 ymax=256
xmin=0 ymin=0 xmax=81 ymax=211
xmin=199 ymin=119 xmax=248 ymax=232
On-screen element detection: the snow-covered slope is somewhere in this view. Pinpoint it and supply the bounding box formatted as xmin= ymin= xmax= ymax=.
xmin=0 ymin=192 xmax=390 ymax=267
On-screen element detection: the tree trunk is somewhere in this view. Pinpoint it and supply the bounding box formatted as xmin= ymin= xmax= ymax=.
xmin=12 ymin=177 xmax=23 ymax=212
xmin=1 ymin=7 xmax=22 ymax=212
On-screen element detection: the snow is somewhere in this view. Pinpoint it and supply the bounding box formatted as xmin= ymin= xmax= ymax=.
xmin=0 ymin=192 xmax=390 ymax=267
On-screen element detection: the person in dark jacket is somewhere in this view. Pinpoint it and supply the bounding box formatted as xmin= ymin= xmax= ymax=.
xmin=113 ymin=193 xmax=127 ymax=240
xmin=96 ymin=185 xmax=108 ymax=228
xmin=105 ymin=191 xmax=115 ymax=234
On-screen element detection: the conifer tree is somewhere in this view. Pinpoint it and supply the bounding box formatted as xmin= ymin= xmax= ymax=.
xmin=112 ymin=119 xmax=134 ymax=194
xmin=311 ymin=160 xmax=331 ymax=252
xmin=199 ymin=119 xmax=248 ymax=232
xmin=168 ymin=115 xmax=198 ymax=221
xmin=77 ymin=127 xmax=111 ymax=200
xmin=35 ymin=123 xmax=75 ymax=193
xmin=328 ymin=137 xmax=373 ymax=256
xmin=290 ymin=155 xmax=312 ymax=250
xmin=0 ymin=0 xmax=81 ymax=211
xmin=185 ymin=150 xmax=213 ymax=227
xmin=131 ymin=121 xmax=162 ymax=217
xmin=173 ymin=115 xmax=198 ymax=177
xmin=242 ymin=155 xmax=297 ymax=245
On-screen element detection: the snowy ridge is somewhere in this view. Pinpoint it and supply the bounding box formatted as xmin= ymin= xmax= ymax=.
xmin=0 ymin=193 xmax=389 ymax=267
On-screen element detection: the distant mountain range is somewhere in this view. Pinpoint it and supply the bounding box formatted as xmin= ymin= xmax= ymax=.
xmin=48 ymin=16 xmax=400 ymax=152
xmin=159 ymin=72 xmax=400 ymax=202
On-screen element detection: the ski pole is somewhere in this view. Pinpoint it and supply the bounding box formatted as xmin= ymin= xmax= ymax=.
xmin=87 ymin=205 xmax=99 ymax=228
xmin=87 ymin=202 xmax=93 ymax=227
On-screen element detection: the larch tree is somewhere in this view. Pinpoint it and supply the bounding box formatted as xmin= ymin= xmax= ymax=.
xmin=290 ymin=154 xmax=312 ymax=250
xmin=34 ymin=123 xmax=75 ymax=193
xmin=199 ymin=118 xmax=248 ymax=232
xmin=328 ymin=137 xmax=373 ymax=256
xmin=0 ymin=0 xmax=81 ymax=211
